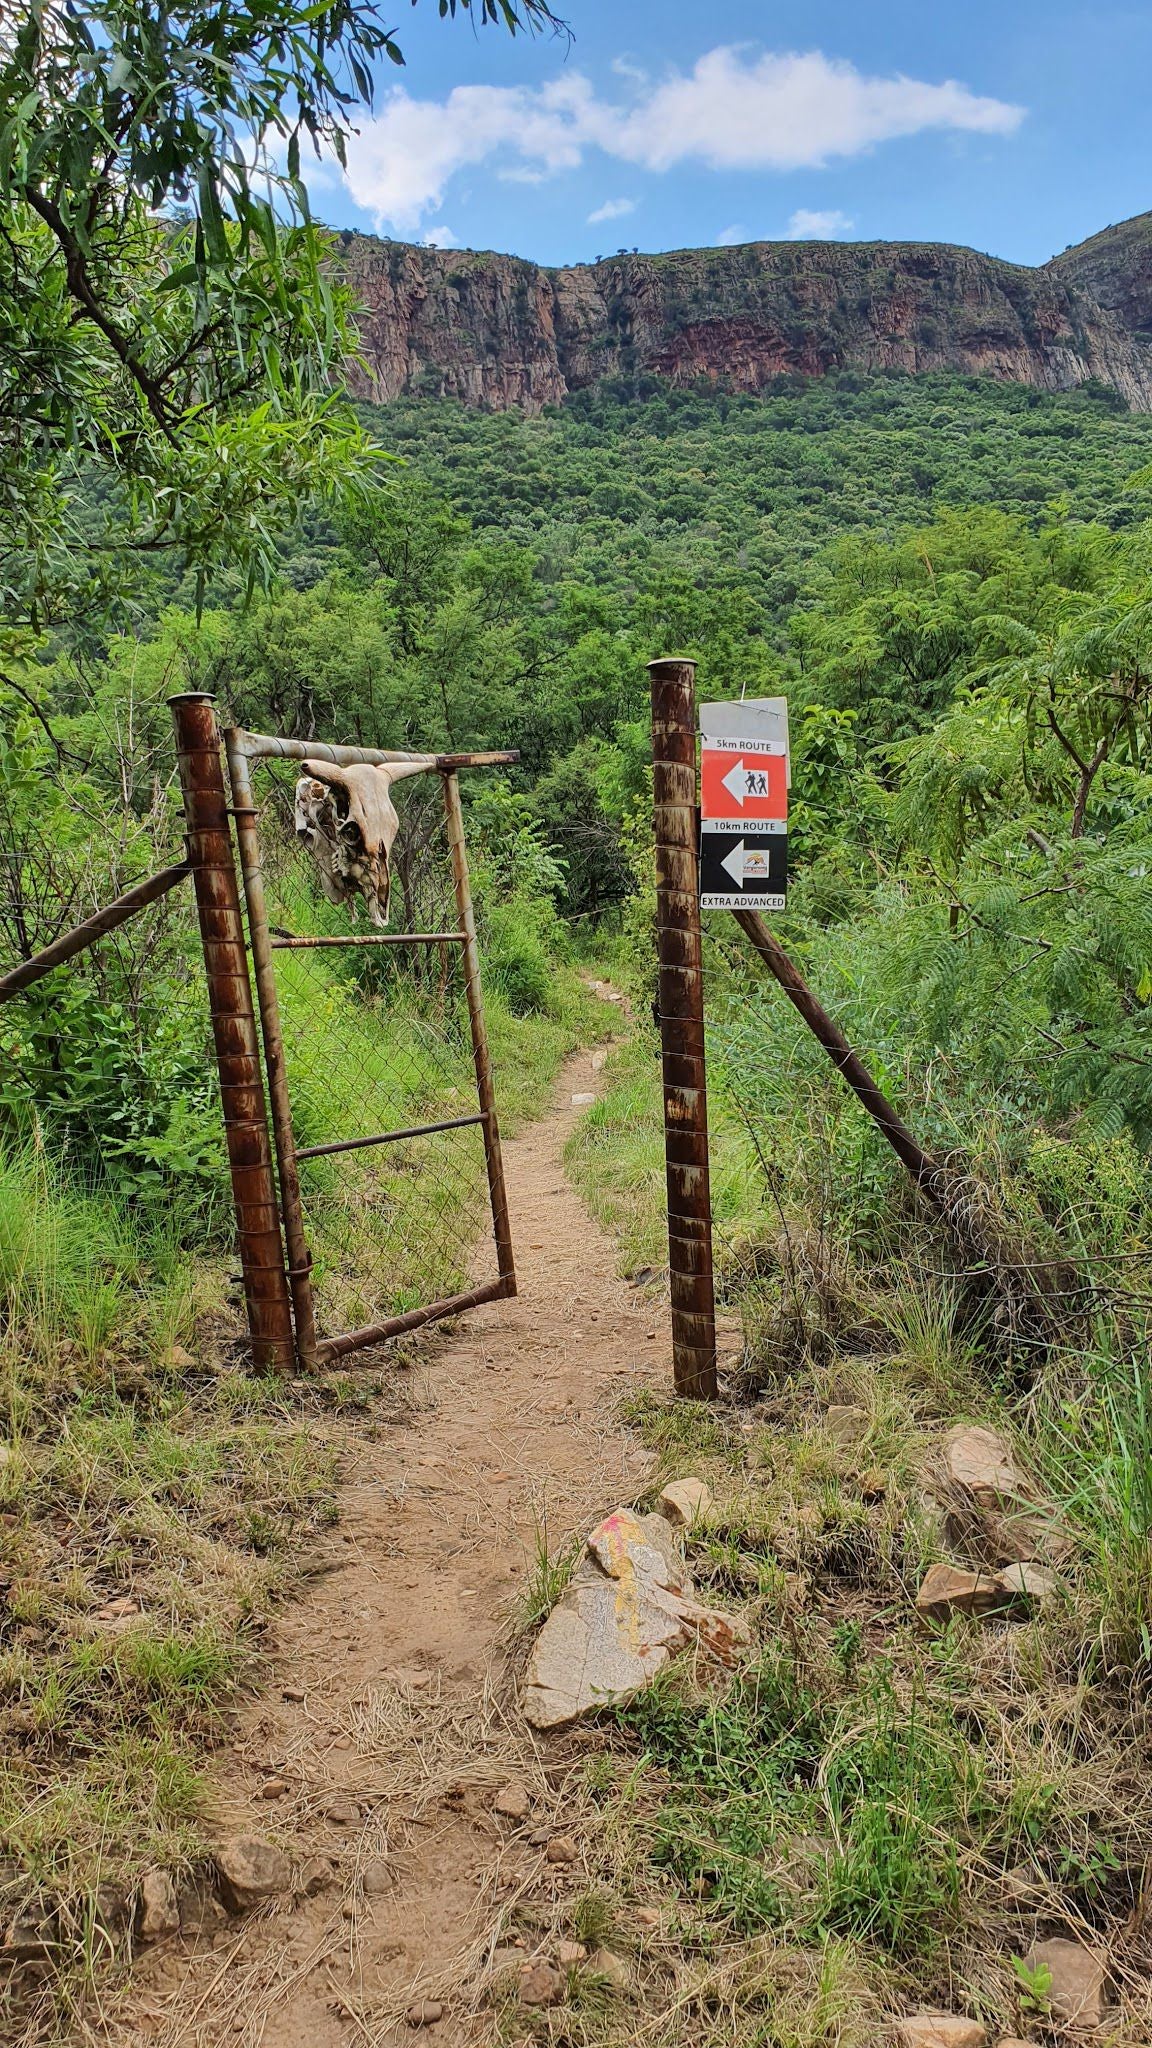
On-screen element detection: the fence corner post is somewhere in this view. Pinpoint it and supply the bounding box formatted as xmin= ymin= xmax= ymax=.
xmin=169 ymin=692 xmax=295 ymax=1372
xmin=648 ymin=656 xmax=718 ymax=1400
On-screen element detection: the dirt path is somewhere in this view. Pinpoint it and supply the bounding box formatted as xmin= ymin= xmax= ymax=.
xmin=112 ymin=1031 xmax=666 ymax=2048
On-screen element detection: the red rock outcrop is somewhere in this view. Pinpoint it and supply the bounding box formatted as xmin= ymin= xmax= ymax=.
xmin=337 ymin=218 xmax=1152 ymax=415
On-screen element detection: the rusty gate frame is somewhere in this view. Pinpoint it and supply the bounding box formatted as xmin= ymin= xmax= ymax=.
xmin=170 ymin=692 xmax=518 ymax=1371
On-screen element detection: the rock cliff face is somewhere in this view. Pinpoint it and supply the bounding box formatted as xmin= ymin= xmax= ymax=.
xmin=339 ymin=217 xmax=1152 ymax=415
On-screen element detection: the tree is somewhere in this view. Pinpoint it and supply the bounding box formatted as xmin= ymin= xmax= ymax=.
xmin=0 ymin=0 xmax=563 ymax=630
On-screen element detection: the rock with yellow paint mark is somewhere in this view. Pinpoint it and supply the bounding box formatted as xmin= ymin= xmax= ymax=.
xmin=522 ymin=1508 xmax=748 ymax=1729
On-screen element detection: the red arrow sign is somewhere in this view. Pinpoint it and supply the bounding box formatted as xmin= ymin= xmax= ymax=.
xmin=701 ymin=744 xmax=787 ymax=822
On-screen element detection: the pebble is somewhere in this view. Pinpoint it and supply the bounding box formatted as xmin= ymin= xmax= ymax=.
xmin=493 ymin=1781 xmax=532 ymax=1820
xmin=518 ymin=1958 xmax=564 ymax=2007
xmin=545 ymin=1835 xmax=578 ymax=1866
xmin=557 ymin=1939 xmax=586 ymax=1965
xmin=405 ymin=2001 xmax=444 ymax=2027
xmin=362 ymin=1861 xmax=391 ymax=1896
xmin=298 ymin=1857 xmax=336 ymax=1897
xmin=214 ymin=1837 xmax=292 ymax=1914
xmin=1023 ymin=1937 xmax=1108 ymax=2029
xmin=260 ymin=1778 xmax=289 ymax=1799
xmin=282 ymin=1685 xmax=307 ymax=1703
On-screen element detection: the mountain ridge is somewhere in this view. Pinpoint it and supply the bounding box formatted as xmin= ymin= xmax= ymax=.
xmin=340 ymin=211 xmax=1152 ymax=414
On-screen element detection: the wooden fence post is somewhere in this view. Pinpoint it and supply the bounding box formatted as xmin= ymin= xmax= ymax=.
xmin=649 ymin=657 xmax=718 ymax=1400
xmin=169 ymin=693 xmax=295 ymax=1370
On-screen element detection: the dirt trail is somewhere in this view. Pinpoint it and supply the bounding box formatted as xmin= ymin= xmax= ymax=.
xmin=111 ymin=1029 xmax=666 ymax=2048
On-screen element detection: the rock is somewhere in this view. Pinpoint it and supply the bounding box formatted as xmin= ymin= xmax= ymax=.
xmin=893 ymin=2020 xmax=987 ymax=2048
xmin=491 ymin=1944 xmax=527 ymax=1977
xmin=493 ymin=1781 xmax=532 ymax=1820
xmin=633 ymin=1906 xmax=661 ymax=1930
xmin=361 ymin=1860 xmax=391 ymax=1896
xmin=161 ymin=1344 xmax=196 ymax=1372
xmin=995 ymin=2040 xmax=1034 ymax=2047
xmin=405 ymin=2001 xmax=444 ymax=2027
xmin=93 ymin=1883 xmax=131 ymax=1941
xmin=994 ymin=1561 xmax=1063 ymax=1609
xmin=260 ymin=1777 xmax=290 ymax=1799
xmin=214 ymin=1836 xmax=292 ymax=1914
xmin=523 ymin=1507 xmax=749 ymax=1729
xmin=656 ymin=1477 xmax=712 ymax=1529
xmin=943 ymin=1426 xmax=1027 ymax=1508
xmin=282 ymin=1684 xmax=307 ymax=1703
xmin=557 ymin=1939 xmax=586 ymax=1965
xmin=860 ymin=1468 xmax=888 ymax=1501
xmin=518 ymin=1958 xmax=564 ymax=2007
xmin=587 ymin=1948 xmax=630 ymax=1992
xmin=590 ymin=1050 xmax=607 ymax=1071
xmin=545 ymin=1836 xmax=578 ymax=1866
xmin=1023 ymin=1938 xmax=1108 ymax=2028
xmin=323 ymin=1797 xmax=361 ymax=1825
xmin=96 ymin=1595 xmax=140 ymax=1622
xmin=136 ymin=1870 xmax=180 ymax=1942
xmin=825 ymin=1404 xmax=869 ymax=1447
xmin=298 ymin=1856 xmax=336 ymax=1897
xmin=915 ymin=1565 xmax=1006 ymax=1621
xmin=2 ymin=1904 xmax=58 ymax=1962
xmin=571 ymin=1093 xmax=595 ymax=1106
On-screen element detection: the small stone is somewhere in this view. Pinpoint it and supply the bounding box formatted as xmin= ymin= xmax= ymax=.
xmin=161 ymin=1344 xmax=196 ymax=1372
xmin=214 ymin=1836 xmax=292 ymax=1913
xmin=96 ymin=1595 xmax=140 ymax=1622
xmin=491 ymin=1945 xmax=526 ymax=1977
xmin=518 ymin=1958 xmax=564 ymax=2007
xmin=1023 ymin=1937 xmax=1108 ymax=2029
xmin=915 ymin=1564 xmax=1005 ymax=1622
xmin=545 ymin=1835 xmax=578 ymax=1866
xmin=493 ymin=1781 xmax=532 ymax=1820
xmin=656 ymin=1477 xmax=712 ymax=1529
xmin=943 ymin=1425 xmax=1027 ymax=1507
xmin=995 ymin=2040 xmax=1035 ymax=2048
xmin=136 ymin=1870 xmax=180 ymax=1942
xmin=893 ymin=2019 xmax=987 ymax=2048
xmin=571 ymin=1093 xmax=595 ymax=1106
xmin=633 ymin=1907 xmax=661 ymax=1930
xmin=260 ymin=1778 xmax=290 ymax=1799
xmin=2 ymin=1904 xmax=58 ymax=1961
xmin=1001 ymin=1865 xmax=1037 ymax=1901
xmin=590 ymin=1051 xmax=607 ymax=1071
xmin=860 ymin=1468 xmax=887 ymax=1501
xmin=825 ymin=1405 xmax=869 ymax=1448
xmin=994 ymin=1561 xmax=1063 ymax=1609
xmin=405 ymin=2001 xmax=444 ymax=2027
xmin=587 ymin=1948 xmax=630 ymax=1992
xmin=298 ymin=1857 xmax=336 ymax=1897
xmin=557 ymin=1940 xmax=586 ymax=1965
xmin=281 ymin=1685 xmax=306 ymax=1703
xmin=323 ymin=1797 xmax=361 ymax=1825
xmin=361 ymin=1861 xmax=391 ymax=1896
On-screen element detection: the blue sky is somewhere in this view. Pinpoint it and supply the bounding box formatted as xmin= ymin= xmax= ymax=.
xmin=302 ymin=1 xmax=1152 ymax=266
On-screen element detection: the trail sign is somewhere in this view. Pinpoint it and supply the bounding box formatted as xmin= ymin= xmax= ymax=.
xmin=701 ymin=743 xmax=787 ymax=822
xmin=700 ymin=821 xmax=787 ymax=909
xmin=699 ymin=698 xmax=789 ymax=909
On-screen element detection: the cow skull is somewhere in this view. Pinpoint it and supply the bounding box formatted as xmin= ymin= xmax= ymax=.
xmin=294 ymin=756 xmax=436 ymax=927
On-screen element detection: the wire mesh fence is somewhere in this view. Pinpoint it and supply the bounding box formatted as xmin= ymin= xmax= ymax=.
xmin=245 ymin=763 xmax=500 ymax=1341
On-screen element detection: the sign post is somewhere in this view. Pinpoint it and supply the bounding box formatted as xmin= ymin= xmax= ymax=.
xmin=648 ymin=657 xmax=718 ymax=1402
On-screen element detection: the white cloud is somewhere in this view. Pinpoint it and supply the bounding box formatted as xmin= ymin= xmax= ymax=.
xmin=716 ymin=223 xmax=747 ymax=246
xmin=786 ymin=208 xmax=856 ymax=239
xmin=422 ymin=224 xmax=457 ymax=248
xmin=588 ymin=196 xmax=636 ymax=224
xmin=334 ymin=46 xmax=1024 ymax=233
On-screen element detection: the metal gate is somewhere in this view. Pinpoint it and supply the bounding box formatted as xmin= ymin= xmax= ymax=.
xmin=171 ymin=694 xmax=517 ymax=1371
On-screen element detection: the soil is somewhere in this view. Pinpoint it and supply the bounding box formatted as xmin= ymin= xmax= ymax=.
xmin=108 ymin=1030 xmax=666 ymax=2048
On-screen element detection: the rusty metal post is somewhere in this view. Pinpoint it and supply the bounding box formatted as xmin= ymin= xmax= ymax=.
xmin=223 ymin=733 xmax=320 ymax=1367
xmin=649 ymin=657 xmax=717 ymax=1399
xmin=442 ymin=768 xmax=517 ymax=1295
xmin=169 ymin=694 xmax=294 ymax=1371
